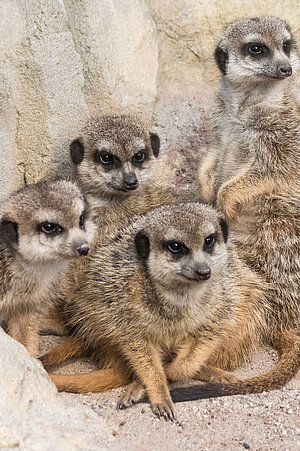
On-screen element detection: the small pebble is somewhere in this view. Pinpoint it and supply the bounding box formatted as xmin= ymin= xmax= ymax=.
xmin=242 ymin=443 xmax=250 ymax=449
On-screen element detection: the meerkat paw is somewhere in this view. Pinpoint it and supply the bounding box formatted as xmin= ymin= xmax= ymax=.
xmin=117 ymin=380 xmax=145 ymax=409
xmin=217 ymin=188 xmax=241 ymax=220
xmin=196 ymin=366 xmax=238 ymax=384
xmin=151 ymin=399 xmax=176 ymax=422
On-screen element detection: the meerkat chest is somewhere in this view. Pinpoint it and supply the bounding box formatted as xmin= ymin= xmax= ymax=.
xmin=215 ymin=117 xmax=255 ymax=187
xmin=145 ymin=289 xmax=218 ymax=346
xmin=0 ymin=261 xmax=66 ymax=320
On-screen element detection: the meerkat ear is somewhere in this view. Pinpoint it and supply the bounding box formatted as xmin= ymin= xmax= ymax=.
xmin=214 ymin=45 xmax=228 ymax=75
xmin=70 ymin=138 xmax=85 ymax=165
xmin=135 ymin=230 xmax=150 ymax=260
xmin=218 ymin=217 xmax=228 ymax=243
xmin=0 ymin=218 xmax=19 ymax=245
xmin=150 ymin=133 xmax=160 ymax=157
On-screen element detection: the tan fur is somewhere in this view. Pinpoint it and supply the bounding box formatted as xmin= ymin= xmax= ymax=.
xmin=197 ymin=17 xmax=300 ymax=397
xmin=0 ymin=180 xmax=95 ymax=356
xmin=40 ymin=203 xmax=270 ymax=420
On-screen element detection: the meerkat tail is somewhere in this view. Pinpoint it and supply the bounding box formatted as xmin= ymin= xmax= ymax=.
xmin=170 ymin=330 xmax=300 ymax=402
xmin=49 ymin=368 xmax=132 ymax=393
xmin=39 ymin=336 xmax=83 ymax=370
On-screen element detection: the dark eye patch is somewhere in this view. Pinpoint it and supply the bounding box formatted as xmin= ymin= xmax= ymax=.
xmin=37 ymin=222 xmax=64 ymax=236
xmin=203 ymin=233 xmax=216 ymax=253
xmin=79 ymin=211 xmax=86 ymax=230
xmin=242 ymin=42 xmax=269 ymax=58
xmin=164 ymin=240 xmax=189 ymax=258
xmin=283 ymin=40 xmax=291 ymax=56
xmin=132 ymin=150 xmax=148 ymax=166
xmin=93 ymin=150 xmax=121 ymax=169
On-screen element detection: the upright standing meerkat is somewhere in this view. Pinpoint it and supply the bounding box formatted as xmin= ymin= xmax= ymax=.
xmin=41 ymin=203 xmax=272 ymax=420
xmin=195 ymin=16 xmax=300 ymax=397
xmin=0 ymin=180 xmax=95 ymax=357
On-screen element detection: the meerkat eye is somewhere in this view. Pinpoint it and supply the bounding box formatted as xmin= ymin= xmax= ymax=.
xmin=38 ymin=222 xmax=63 ymax=235
xmin=94 ymin=150 xmax=114 ymax=165
xmin=203 ymin=234 xmax=216 ymax=252
xmin=166 ymin=241 xmax=189 ymax=256
xmin=79 ymin=211 xmax=86 ymax=230
xmin=132 ymin=150 xmax=147 ymax=165
xmin=283 ymin=40 xmax=291 ymax=55
xmin=248 ymin=43 xmax=263 ymax=55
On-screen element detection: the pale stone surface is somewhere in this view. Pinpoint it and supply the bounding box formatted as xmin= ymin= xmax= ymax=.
xmin=0 ymin=327 xmax=115 ymax=449
xmin=1 ymin=1 xmax=299 ymax=201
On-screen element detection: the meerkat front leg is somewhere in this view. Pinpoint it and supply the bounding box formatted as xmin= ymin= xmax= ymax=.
xmin=118 ymin=380 xmax=145 ymax=409
xmin=198 ymin=151 xmax=219 ymax=204
xmin=165 ymin=336 xmax=237 ymax=384
xmin=7 ymin=314 xmax=39 ymax=357
xmin=217 ymin=170 xmax=276 ymax=220
xmin=194 ymin=365 xmax=238 ymax=384
xmin=121 ymin=341 xmax=176 ymax=421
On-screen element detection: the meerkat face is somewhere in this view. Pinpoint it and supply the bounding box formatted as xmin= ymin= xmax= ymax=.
xmin=0 ymin=181 xmax=96 ymax=265
xmin=70 ymin=116 xmax=160 ymax=199
xmin=135 ymin=203 xmax=228 ymax=292
xmin=215 ymin=17 xmax=299 ymax=85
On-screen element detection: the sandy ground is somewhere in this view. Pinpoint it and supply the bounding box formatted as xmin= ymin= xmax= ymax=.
xmin=39 ymin=335 xmax=300 ymax=451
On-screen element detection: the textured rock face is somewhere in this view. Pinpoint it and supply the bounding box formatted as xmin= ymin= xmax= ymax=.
xmin=0 ymin=328 xmax=113 ymax=449
xmin=1 ymin=1 xmax=299 ymax=200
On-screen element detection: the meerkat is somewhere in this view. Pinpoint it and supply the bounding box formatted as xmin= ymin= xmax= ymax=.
xmin=40 ymin=203 xmax=275 ymax=420
xmin=194 ymin=16 xmax=300 ymax=397
xmin=0 ymin=180 xmax=95 ymax=357
xmin=69 ymin=115 xmax=161 ymax=219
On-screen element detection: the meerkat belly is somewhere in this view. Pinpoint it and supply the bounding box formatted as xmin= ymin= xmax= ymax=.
xmin=0 ymin=288 xmax=41 ymax=320
xmin=0 ymin=267 xmax=63 ymax=321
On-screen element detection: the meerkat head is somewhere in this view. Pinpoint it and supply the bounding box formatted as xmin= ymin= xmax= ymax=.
xmin=215 ymin=17 xmax=299 ymax=86
xmin=0 ymin=180 xmax=96 ymax=265
xmin=134 ymin=203 xmax=228 ymax=294
xmin=69 ymin=116 xmax=160 ymax=201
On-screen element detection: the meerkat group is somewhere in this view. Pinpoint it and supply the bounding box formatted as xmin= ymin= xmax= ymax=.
xmin=2 ymin=15 xmax=300 ymax=421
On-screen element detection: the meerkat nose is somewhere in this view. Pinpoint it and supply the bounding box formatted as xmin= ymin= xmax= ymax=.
xmin=123 ymin=173 xmax=138 ymax=190
xmin=77 ymin=245 xmax=90 ymax=256
xmin=278 ymin=65 xmax=292 ymax=77
xmin=195 ymin=265 xmax=211 ymax=281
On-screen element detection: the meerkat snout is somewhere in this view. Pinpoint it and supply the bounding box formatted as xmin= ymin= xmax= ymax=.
xmin=278 ymin=63 xmax=292 ymax=77
xmin=77 ymin=244 xmax=90 ymax=256
xmin=123 ymin=172 xmax=138 ymax=191
xmin=195 ymin=263 xmax=211 ymax=280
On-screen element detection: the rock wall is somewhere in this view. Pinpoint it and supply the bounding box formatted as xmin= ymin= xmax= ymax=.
xmin=0 ymin=0 xmax=299 ymax=200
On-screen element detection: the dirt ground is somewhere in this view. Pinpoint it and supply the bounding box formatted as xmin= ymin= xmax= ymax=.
xmin=39 ymin=336 xmax=300 ymax=451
